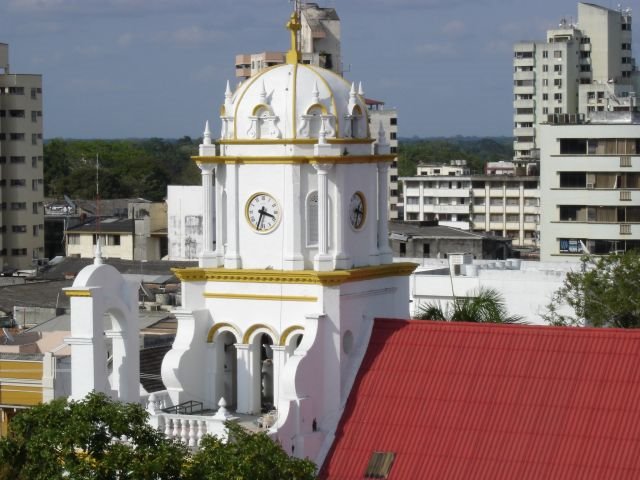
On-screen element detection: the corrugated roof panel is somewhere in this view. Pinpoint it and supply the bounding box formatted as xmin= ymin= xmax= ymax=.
xmin=320 ymin=319 xmax=640 ymax=479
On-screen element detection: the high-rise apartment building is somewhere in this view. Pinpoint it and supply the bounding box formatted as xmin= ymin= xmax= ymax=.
xmin=539 ymin=112 xmax=640 ymax=261
xmin=513 ymin=3 xmax=638 ymax=171
xmin=235 ymin=2 xmax=341 ymax=80
xmin=0 ymin=43 xmax=44 ymax=271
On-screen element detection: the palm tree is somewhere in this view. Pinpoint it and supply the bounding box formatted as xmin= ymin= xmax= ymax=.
xmin=415 ymin=287 xmax=524 ymax=324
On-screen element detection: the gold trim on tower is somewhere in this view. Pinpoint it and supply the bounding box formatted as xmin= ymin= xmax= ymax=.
xmin=204 ymin=293 xmax=317 ymax=302
xmin=173 ymin=263 xmax=418 ymax=286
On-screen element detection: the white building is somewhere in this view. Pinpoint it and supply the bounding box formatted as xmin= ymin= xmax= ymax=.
xmin=401 ymin=162 xmax=540 ymax=247
xmin=513 ymin=2 xmax=638 ymax=171
xmin=167 ymin=185 xmax=204 ymax=261
xmin=539 ymin=112 xmax=640 ymax=261
xmin=408 ymin=257 xmax=578 ymax=325
xmin=0 ymin=43 xmax=44 ymax=271
xmin=367 ymin=100 xmax=399 ymax=219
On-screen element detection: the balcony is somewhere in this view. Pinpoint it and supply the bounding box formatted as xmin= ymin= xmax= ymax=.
xmin=514 ymin=114 xmax=535 ymax=123
xmin=512 ymin=101 xmax=534 ymax=111
xmin=514 ymin=86 xmax=535 ymax=95
xmin=514 ymin=58 xmax=535 ymax=68
xmin=514 ymin=71 xmax=535 ymax=81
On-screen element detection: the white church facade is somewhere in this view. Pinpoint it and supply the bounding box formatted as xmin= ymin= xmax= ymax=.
xmin=65 ymin=11 xmax=415 ymax=464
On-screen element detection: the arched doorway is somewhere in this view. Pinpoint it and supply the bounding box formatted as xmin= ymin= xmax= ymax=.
xmin=253 ymin=333 xmax=275 ymax=413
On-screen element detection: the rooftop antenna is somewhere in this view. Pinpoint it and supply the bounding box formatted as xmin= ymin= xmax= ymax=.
xmin=95 ymin=154 xmax=103 ymax=264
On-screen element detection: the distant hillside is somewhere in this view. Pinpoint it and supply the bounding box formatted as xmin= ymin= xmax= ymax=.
xmin=398 ymin=137 xmax=514 ymax=177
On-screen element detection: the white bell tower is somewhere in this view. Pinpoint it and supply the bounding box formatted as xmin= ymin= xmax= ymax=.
xmin=162 ymin=9 xmax=415 ymax=464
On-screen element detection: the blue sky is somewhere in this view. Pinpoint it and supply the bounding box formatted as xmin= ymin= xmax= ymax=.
xmin=1 ymin=0 xmax=637 ymax=138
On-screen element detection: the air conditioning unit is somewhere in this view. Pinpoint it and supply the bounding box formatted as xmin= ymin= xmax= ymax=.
xmin=586 ymin=182 xmax=595 ymax=189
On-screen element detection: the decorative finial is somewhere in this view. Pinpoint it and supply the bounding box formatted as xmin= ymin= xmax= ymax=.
xmin=94 ymin=236 xmax=104 ymax=265
xmin=377 ymin=121 xmax=388 ymax=145
xmin=225 ymin=80 xmax=232 ymax=100
xmin=203 ymin=121 xmax=212 ymax=145
xmin=348 ymin=82 xmax=357 ymax=112
xmin=285 ymin=10 xmax=302 ymax=65
xmin=214 ymin=397 xmax=232 ymax=420
xmin=259 ymin=79 xmax=267 ymax=102
xmin=358 ymin=82 xmax=365 ymax=97
xmin=312 ymin=80 xmax=320 ymax=103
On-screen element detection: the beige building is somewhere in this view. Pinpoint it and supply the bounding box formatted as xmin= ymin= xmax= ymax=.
xmin=235 ymin=3 xmax=341 ymax=79
xmin=513 ymin=3 xmax=638 ymax=171
xmin=0 ymin=43 xmax=44 ymax=271
xmin=402 ymin=162 xmax=540 ymax=248
xmin=65 ymin=200 xmax=168 ymax=261
xmin=539 ymin=112 xmax=640 ymax=261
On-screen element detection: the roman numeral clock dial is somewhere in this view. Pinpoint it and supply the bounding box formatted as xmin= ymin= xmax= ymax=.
xmin=245 ymin=192 xmax=282 ymax=233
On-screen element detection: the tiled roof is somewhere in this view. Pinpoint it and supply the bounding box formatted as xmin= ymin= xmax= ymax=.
xmin=320 ymin=319 xmax=640 ymax=479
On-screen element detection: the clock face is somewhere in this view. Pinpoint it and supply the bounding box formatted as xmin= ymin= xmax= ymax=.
xmin=245 ymin=192 xmax=281 ymax=233
xmin=349 ymin=192 xmax=366 ymax=230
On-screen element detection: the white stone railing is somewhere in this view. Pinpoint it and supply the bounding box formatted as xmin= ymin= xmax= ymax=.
xmin=145 ymin=394 xmax=235 ymax=448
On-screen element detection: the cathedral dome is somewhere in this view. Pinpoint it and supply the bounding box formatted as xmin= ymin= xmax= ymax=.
xmin=220 ymin=59 xmax=369 ymax=142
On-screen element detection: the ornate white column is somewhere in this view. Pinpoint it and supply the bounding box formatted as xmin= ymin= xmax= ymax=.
xmin=271 ymin=345 xmax=287 ymax=412
xmin=225 ymin=161 xmax=241 ymax=269
xmin=283 ymin=164 xmax=304 ymax=270
xmin=234 ymin=343 xmax=252 ymax=414
xmin=199 ymin=163 xmax=217 ymax=267
xmin=377 ymin=162 xmax=393 ymax=263
xmin=333 ymin=164 xmax=350 ymax=269
xmin=313 ymin=163 xmax=334 ymax=271
xmin=214 ymin=165 xmax=225 ymax=264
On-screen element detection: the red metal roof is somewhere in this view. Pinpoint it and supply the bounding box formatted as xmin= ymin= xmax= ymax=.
xmin=320 ymin=319 xmax=640 ymax=479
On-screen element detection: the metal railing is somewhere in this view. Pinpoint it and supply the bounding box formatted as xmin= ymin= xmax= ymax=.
xmin=162 ymin=400 xmax=204 ymax=415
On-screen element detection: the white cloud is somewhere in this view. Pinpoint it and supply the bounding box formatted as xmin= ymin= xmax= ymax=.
xmin=117 ymin=33 xmax=134 ymax=48
xmin=415 ymin=42 xmax=457 ymax=57
xmin=441 ymin=20 xmax=465 ymax=36
xmin=171 ymin=26 xmax=226 ymax=46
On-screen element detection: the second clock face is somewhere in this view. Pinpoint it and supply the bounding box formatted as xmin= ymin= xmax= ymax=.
xmin=246 ymin=192 xmax=281 ymax=233
xmin=349 ymin=191 xmax=366 ymax=229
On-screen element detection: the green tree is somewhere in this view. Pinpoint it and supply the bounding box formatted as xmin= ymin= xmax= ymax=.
xmin=184 ymin=422 xmax=316 ymax=480
xmin=415 ymin=287 xmax=524 ymax=324
xmin=0 ymin=392 xmax=187 ymax=480
xmin=542 ymin=250 xmax=640 ymax=327
xmin=0 ymin=393 xmax=316 ymax=480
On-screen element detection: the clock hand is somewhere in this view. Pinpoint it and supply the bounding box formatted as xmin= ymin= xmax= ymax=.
xmin=256 ymin=211 xmax=265 ymax=230
xmin=262 ymin=211 xmax=275 ymax=219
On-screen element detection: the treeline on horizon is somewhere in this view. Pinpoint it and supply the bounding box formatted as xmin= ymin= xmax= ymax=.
xmin=43 ymin=136 xmax=514 ymax=201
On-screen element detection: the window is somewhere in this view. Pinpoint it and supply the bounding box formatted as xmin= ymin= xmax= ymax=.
xmin=10 ymin=156 xmax=25 ymax=164
xmin=559 ymin=205 xmax=584 ymax=221
xmin=399 ymin=242 xmax=406 ymax=257
xmin=622 ymin=42 xmax=632 ymax=50
xmin=10 ymin=179 xmax=25 ymax=187
xmin=542 ymin=65 xmax=549 ymax=72
xmin=554 ymin=50 xmax=562 ymax=58
xmin=12 ymin=225 xmax=27 ymax=233
xmin=490 ymin=214 xmax=502 ymax=222
xmin=390 ymin=146 xmax=397 ymax=154
xmin=390 ymin=118 xmax=397 ymax=126
xmin=580 ymin=65 xmax=591 ymax=72
xmin=422 ymin=243 xmax=430 ymax=257
xmin=9 ymin=133 xmax=25 ymax=141
xmin=542 ymin=107 xmax=549 ymax=114
xmin=11 ymin=248 xmax=27 ymax=256
xmin=9 ymin=110 xmax=24 ymax=118
xmin=542 ymin=93 xmax=548 ymax=100
xmin=554 ymin=64 xmax=562 ymax=73
xmin=506 ymin=214 xmax=519 ymax=222
xmin=306 ymin=191 xmax=319 ymax=246
xmin=542 ymin=50 xmax=549 ymax=58
xmin=542 ymin=79 xmax=549 ymax=86
xmin=32 ymin=202 xmax=38 ymax=214
xmin=559 ymin=172 xmax=586 ymax=187
xmin=10 ymin=202 xmax=26 ymax=210
xmin=30 ymin=88 xmax=37 ymax=99
xmin=32 ymin=225 xmax=39 ymax=236
xmin=67 ymin=234 xmax=80 ymax=245
xmin=389 ymin=132 xmax=396 ymax=140
xmin=8 ymin=87 xmax=24 ymax=95
xmin=489 ymin=198 xmax=503 ymax=206
xmin=554 ymin=80 xmax=562 ymax=88
xmin=31 ymin=111 xmax=37 ymax=122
